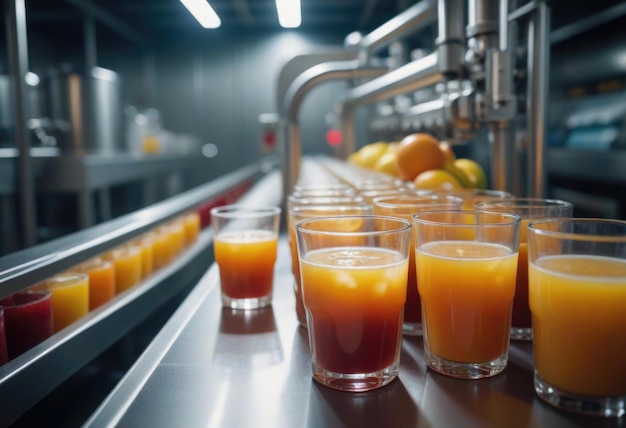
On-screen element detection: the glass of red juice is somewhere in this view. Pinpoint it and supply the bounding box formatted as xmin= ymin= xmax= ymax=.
xmin=0 ymin=290 xmax=53 ymax=360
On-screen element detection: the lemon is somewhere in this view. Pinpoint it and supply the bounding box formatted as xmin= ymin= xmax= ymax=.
xmin=373 ymin=152 xmax=399 ymax=176
xmin=454 ymin=159 xmax=488 ymax=189
xmin=414 ymin=169 xmax=463 ymax=190
xmin=358 ymin=142 xmax=389 ymax=169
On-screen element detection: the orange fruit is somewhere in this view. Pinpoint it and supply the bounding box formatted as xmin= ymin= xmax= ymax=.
xmin=414 ymin=169 xmax=463 ymax=190
xmin=439 ymin=141 xmax=456 ymax=164
xmin=395 ymin=133 xmax=444 ymax=181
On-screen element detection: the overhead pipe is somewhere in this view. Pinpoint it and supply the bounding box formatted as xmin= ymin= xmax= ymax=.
xmin=341 ymin=53 xmax=444 ymax=158
xmin=279 ymin=61 xmax=388 ymax=205
xmin=358 ymin=0 xmax=438 ymax=64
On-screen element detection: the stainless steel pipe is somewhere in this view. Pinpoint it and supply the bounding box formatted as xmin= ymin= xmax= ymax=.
xmin=279 ymin=61 xmax=387 ymax=202
xmin=340 ymin=53 xmax=444 ymax=157
xmin=358 ymin=0 xmax=438 ymax=63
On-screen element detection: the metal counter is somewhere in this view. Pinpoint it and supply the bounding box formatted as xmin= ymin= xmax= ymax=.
xmin=85 ymin=185 xmax=620 ymax=428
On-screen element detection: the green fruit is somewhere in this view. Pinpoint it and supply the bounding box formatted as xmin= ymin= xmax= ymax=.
xmin=443 ymin=160 xmax=474 ymax=188
xmin=454 ymin=159 xmax=488 ymax=189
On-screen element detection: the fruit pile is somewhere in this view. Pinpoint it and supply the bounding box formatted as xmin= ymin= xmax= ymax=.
xmin=348 ymin=133 xmax=487 ymax=190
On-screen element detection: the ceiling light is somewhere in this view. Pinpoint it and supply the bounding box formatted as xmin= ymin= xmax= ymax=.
xmin=275 ymin=0 xmax=301 ymax=28
xmin=180 ymin=0 xmax=221 ymax=29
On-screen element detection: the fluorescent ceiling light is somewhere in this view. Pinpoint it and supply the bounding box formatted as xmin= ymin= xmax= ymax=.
xmin=276 ymin=0 xmax=301 ymax=28
xmin=180 ymin=0 xmax=221 ymax=29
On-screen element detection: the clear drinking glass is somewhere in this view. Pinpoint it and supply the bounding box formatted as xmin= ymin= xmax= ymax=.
xmin=288 ymin=203 xmax=373 ymax=327
xmin=474 ymin=198 xmax=573 ymax=340
xmin=296 ymin=215 xmax=411 ymax=392
xmin=211 ymin=205 xmax=281 ymax=309
xmin=414 ymin=210 xmax=521 ymax=379
xmin=372 ymin=194 xmax=462 ymax=336
xmin=527 ymin=218 xmax=626 ymax=417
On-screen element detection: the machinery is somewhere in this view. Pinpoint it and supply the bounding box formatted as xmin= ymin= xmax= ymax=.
xmin=277 ymin=0 xmax=551 ymax=207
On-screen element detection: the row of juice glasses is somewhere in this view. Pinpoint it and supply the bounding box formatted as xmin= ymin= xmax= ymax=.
xmin=293 ymin=161 xmax=626 ymax=417
xmin=0 ymin=211 xmax=201 ymax=364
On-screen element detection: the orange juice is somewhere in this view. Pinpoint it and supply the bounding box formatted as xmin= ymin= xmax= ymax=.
xmin=134 ymin=234 xmax=155 ymax=278
xmin=529 ymin=255 xmax=626 ymax=396
xmin=166 ymin=220 xmax=186 ymax=258
xmin=417 ymin=241 xmax=517 ymax=363
xmin=182 ymin=211 xmax=201 ymax=245
xmin=214 ymin=230 xmax=278 ymax=299
xmin=110 ymin=245 xmax=142 ymax=293
xmin=288 ymin=205 xmax=372 ymax=326
xmin=47 ymin=273 xmax=89 ymax=333
xmin=151 ymin=228 xmax=172 ymax=270
xmin=301 ymin=247 xmax=407 ymax=374
xmin=80 ymin=258 xmax=115 ymax=310
xmin=373 ymin=194 xmax=461 ymax=332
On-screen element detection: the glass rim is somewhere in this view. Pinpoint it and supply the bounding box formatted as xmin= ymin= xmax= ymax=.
xmin=527 ymin=218 xmax=626 ymax=242
xmin=295 ymin=214 xmax=411 ymax=236
xmin=210 ymin=204 xmax=281 ymax=219
xmin=413 ymin=209 xmax=522 ymax=226
xmin=474 ymin=198 xmax=573 ymax=209
xmin=0 ymin=290 xmax=52 ymax=308
xmin=372 ymin=194 xmax=463 ymax=209
xmin=287 ymin=194 xmax=365 ymax=206
xmin=434 ymin=188 xmax=513 ymax=196
xmin=290 ymin=204 xmax=372 ymax=215
xmin=46 ymin=272 xmax=89 ymax=288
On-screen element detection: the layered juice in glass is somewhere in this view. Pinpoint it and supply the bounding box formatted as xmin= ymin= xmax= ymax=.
xmin=301 ymin=247 xmax=407 ymax=374
xmin=214 ymin=229 xmax=278 ymax=300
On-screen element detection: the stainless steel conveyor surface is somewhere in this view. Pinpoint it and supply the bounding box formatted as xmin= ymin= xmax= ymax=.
xmin=84 ymin=174 xmax=617 ymax=428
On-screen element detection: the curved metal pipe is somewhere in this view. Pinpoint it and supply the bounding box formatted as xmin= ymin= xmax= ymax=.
xmin=279 ymin=61 xmax=388 ymax=203
xmin=341 ymin=53 xmax=443 ymax=156
xmin=359 ymin=0 xmax=438 ymax=62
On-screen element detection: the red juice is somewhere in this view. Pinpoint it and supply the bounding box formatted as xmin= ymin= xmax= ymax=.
xmin=0 ymin=291 xmax=53 ymax=360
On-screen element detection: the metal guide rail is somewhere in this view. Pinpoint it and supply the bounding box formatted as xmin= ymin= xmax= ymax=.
xmin=84 ymin=168 xmax=617 ymax=428
xmin=0 ymin=157 xmax=276 ymax=426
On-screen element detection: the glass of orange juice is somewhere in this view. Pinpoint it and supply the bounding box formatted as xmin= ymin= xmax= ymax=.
xmin=296 ymin=215 xmax=411 ymax=392
xmin=108 ymin=244 xmax=143 ymax=294
xmin=474 ymin=198 xmax=573 ymax=341
xmin=211 ymin=205 xmax=281 ymax=310
xmin=372 ymin=194 xmax=463 ymax=336
xmin=414 ymin=210 xmax=521 ymax=379
xmin=288 ymin=202 xmax=373 ymax=328
xmin=46 ymin=272 xmax=90 ymax=333
xmin=78 ymin=257 xmax=116 ymax=310
xmin=527 ymin=218 xmax=626 ymax=417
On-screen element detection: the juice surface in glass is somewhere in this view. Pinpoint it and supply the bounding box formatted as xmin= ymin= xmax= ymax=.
xmin=214 ymin=229 xmax=278 ymax=299
xmin=301 ymin=247 xmax=407 ymax=374
xmin=529 ymin=254 xmax=626 ymax=397
xmin=48 ymin=274 xmax=89 ymax=333
xmin=417 ymin=241 xmax=517 ymax=363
